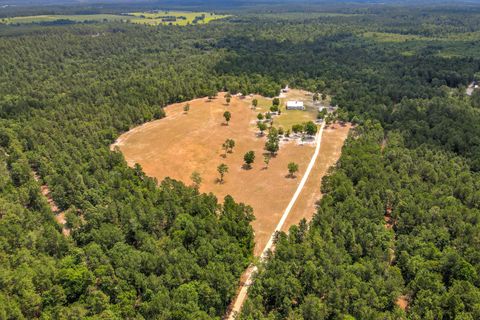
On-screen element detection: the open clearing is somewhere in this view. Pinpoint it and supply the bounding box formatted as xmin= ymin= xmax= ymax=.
xmin=0 ymin=11 xmax=228 ymax=26
xmin=113 ymin=93 xmax=350 ymax=255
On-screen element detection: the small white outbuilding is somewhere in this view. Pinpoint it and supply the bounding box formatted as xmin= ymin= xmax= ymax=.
xmin=286 ymin=100 xmax=304 ymax=110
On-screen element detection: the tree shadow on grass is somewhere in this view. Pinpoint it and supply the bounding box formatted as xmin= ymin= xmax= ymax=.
xmin=262 ymin=152 xmax=277 ymax=158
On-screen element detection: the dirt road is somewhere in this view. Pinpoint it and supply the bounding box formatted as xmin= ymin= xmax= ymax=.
xmin=226 ymin=124 xmax=325 ymax=319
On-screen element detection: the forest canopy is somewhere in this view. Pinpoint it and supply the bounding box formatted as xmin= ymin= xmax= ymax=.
xmin=0 ymin=3 xmax=479 ymax=319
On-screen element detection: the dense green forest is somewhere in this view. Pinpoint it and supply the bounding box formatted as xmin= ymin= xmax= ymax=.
xmin=0 ymin=3 xmax=479 ymax=319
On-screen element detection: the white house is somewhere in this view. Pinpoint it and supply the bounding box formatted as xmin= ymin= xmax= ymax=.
xmin=286 ymin=100 xmax=304 ymax=110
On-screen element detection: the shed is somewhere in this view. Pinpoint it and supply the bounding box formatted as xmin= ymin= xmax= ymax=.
xmin=286 ymin=100 xmax=305 ymax=110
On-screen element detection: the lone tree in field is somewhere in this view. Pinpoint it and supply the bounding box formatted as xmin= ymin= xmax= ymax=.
xmin=288 ymin=162 xmax=299 ymax=178
xmin=222 ymin=141 xmax=229 ymax=156
xmin=264 ymin=154 xmax=271 ymax=169
xmin=225 ymin=92 xmax=232 ymax=105
xmin=183 ymin=103 xmax=190 ymax=113
xmin=190 ymin=171 xmax=202 ymax=189
xmin=243 ymin=151 xmax=255 ymax=169
xmin=257 ymin=121 xmax=267 ymax=135
xmin=222 ymin=139 xmax=235 ymax=156
xmin=257 ymin=113 xmax=264 ymax=121
xmin=227 ymin=139 xmax=235 ymax=153
xmin=321 ymin=93 xmax=327 ymax=101
xmin=217 ymin=163 xmax=229 ymax=183
xmin=304 ymin=121 xmax=318 ymax=136
xmin=265 ymin=127 xmax=280 ymax=156
xmin=223 ymin=111 xmax=231 ymax=125
xmin=252 ymin=99 xmax=258 ymax=109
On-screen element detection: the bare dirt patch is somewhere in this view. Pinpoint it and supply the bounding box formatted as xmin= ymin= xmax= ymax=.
xmin=396 ymin=295 xmax=409 ymax=311
xmin=114 ymin=93 xmax=350 ymax=255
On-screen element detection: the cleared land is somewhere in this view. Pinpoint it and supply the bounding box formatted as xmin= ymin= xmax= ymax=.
xmin=0 ymin=11 xmax=228 ymax=26
xmin=114 ymin=93 xmax=350 ymax=255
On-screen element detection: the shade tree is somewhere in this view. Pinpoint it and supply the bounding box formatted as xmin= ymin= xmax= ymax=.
xmin=217 ymin=163 xmax=229 ymax=183
xmin=304 ymin=121 xmax=317 ymax=136
xmin=243 ymin=151 xmax=255 ymax=169
xmin=257 ymin=121 xmax=268 ymax=135
xmin=252 ymin=99 xmax=258 ymax=109
xmin=265 ymin=127 xmax=280 ymax=156
xmin=223 ymin=111 xmax=232 ymax=125
xmin=287 ymin=162 xmax=299 ymax=178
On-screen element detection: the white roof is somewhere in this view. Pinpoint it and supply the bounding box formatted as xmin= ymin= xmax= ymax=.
xmin=286 ymin=100 xmax=304 ymax=107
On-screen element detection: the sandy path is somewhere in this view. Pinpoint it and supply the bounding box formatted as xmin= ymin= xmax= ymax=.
xmin=226 ymin=124 xmax=325 ymax=320
xmin=34 ymin=172 xmax=70 ymax=236
xmin=282 ymin=123 xmax=351 ymax=229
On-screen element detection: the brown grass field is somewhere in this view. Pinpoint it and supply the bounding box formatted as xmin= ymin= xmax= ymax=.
xmin=113 ymin=93 xmax=350 ymax=255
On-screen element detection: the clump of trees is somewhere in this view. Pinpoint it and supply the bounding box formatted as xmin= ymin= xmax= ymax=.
xmin=291 ymin=121 xmax=317 ymax=136
xmin=257 ymin=121 xmax=268 ymax=135
xmin=270 ymin=98 xmax=281 ymax=112
xmin=265 ymin=127 xmax=280 ymax=156
xmin=317 ymin=108 xmax=327 ymax=120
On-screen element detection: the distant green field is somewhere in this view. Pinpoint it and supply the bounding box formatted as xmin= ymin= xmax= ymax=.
xmin=362 ymin=31 xmax=480 ymax=58
xmin=127 ymin=11 xmax=229 ymax=26
xmin=362 ymin=32 xmax=431 ymax=42
xmin=0 ymin=11 xmax=229 ymax=26
xmin=0 ymin=14 xmax=129 ymax=24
